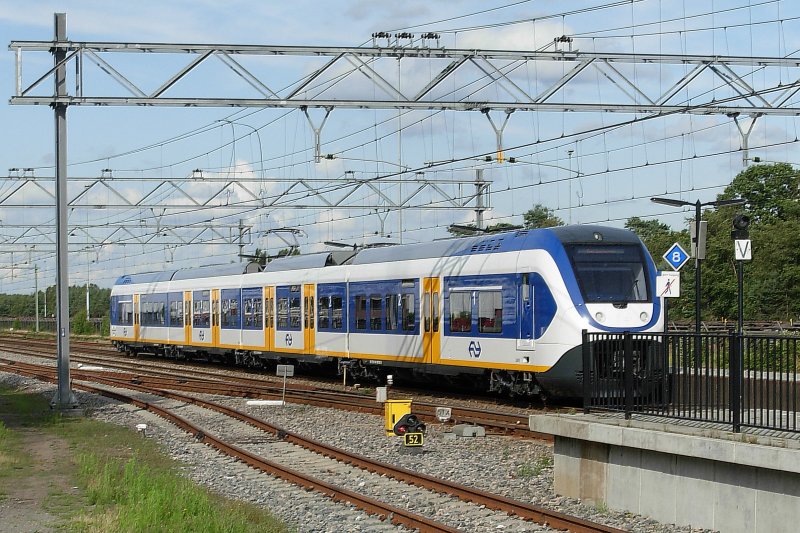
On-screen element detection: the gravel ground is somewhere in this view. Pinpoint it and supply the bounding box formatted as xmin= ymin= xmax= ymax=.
xmin=0 ymin=358 xmax=715 ymax=532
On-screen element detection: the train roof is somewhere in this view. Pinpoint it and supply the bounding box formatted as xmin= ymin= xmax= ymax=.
xmin=548 ymin=225 xmax=641 ymax=244
xmin=349 ymin=226 xmax=642 ymax=265
xmin=171 ymin=262 xmax=260 ymax=280
xmin=114 ymin=262 xmax=259 ymax=285
xmin=113 ymin=225 xmax=642 ymax=285
xmin=263 ymin=251 xmax=356 ymax=272
xmin=113 ymin=270 xmax=176 ymax=285
xmin=350 ymin=236 xmax=486 ymax=265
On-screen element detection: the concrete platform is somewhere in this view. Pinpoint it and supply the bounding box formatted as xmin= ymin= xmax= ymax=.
xmin=530 ymin=413 xmax=800 ymax=533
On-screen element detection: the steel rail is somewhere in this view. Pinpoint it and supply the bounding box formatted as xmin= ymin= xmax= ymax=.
xmin=0 ymin=359 xmax=461 ymax=533
xmin=0 ymin=336 xmax=552 ymax=438
xmin=1 ymin=357 xmax=622 ymax=533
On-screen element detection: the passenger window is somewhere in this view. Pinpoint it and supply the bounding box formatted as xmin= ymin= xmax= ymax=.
xmin=277 ymin=298 xmax=289 ymax=329
xmin=522 ymin=273 xmax=530 ymax=303
xmin=194 ymin=299 xmax=210 ymax=328
xmin=432 ymin=292 xmax=439 ymax=332
xmin=478 ymin=291 xmax=502 ymax=334
xmin=370 ymin=294 xmax=382 ymax=330
xmin=243 ymin=298 xmax=253 ymax=328
xmin=385 ymin=294 xmax=398 ymax=331
xmin=221 ymin=299 xmax=230 ymax=327
xmin=331 ymin=296 xmax=343 ymax=330
xmin=423 ymin=293 xmax=431 ymax=332
xmin=289 ymin=297 xmax=301 ymax=329
xmin=318 ymin=296 xmax=330 ymax=329
xmin=355 ymin=296 xmax=367 ymax=330
xmin=221 ymin=298 xmax=239 ymax=328
xmin=253 ymin=298 xmax=263 ymax=328
xmin=170 ymin=299 xmax=183 ymax=327
xmin=449 ymin=291 xmax=472 ymax=332
xmin=401 ymin=294 xmax=415 ymax=331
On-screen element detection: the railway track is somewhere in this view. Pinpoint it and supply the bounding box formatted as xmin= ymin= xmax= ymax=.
xmin=0 ymin=335 xmax=553 ymax=440
xmin=1 ymin=356 xmax=624 ymax=533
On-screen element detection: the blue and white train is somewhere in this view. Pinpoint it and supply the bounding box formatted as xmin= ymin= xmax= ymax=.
xmin=110 ymin=225 xmax=664 ymax=398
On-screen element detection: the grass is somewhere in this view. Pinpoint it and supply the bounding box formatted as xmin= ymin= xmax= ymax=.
xmin=0 ymin=420 xmax=13 ymax=500
xmin=0 ymin=387 xmax=51 ymax=501
xmin=0 ymin=384 xmax=291 ymax=532
xmin=515 ymin=455 xmax=553 ymax=479
xmin=74 ymin=454 xmax=288 ymax=532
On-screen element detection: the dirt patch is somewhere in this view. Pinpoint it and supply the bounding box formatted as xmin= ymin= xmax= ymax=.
xmin=0 ymin=404 xmax=82 ymax=533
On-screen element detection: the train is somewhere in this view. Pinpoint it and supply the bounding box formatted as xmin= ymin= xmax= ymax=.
xmin=110 ymin=225 xmax=664 ymax=399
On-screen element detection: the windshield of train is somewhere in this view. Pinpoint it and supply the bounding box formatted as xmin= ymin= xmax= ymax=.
xmin=566 ymin=244 xmax=649 ymax=303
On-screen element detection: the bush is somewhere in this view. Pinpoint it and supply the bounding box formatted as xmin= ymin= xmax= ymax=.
xmin=100 ymin=315 xmax=110 ymax=337
xmin=71 ymin=310 xmax=94 ymax=335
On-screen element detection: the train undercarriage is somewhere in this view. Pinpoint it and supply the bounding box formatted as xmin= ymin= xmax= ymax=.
xmin=112 ymin=341 xmax=553 ymax=400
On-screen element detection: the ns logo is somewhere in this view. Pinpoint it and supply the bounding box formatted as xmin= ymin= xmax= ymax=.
xmin=468 ymin=340 xmax=482 ymax=358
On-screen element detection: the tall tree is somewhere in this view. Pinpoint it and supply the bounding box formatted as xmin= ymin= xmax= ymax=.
xmin=523 ymin=204 xmax=564 ymax=228
xmin=624 ymin=217 xmax=683 ymax=266
xmin=625 ymin=216 xmax=694 ymax=319
xmin=716 ymin=162 xmax=800 ymax=224
xmin=703 ymin=163 xmax=800 ymax=320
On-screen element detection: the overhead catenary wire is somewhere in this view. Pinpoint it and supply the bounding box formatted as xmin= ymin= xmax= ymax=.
xmin=6 ymin=1 xmax=799 ymax=291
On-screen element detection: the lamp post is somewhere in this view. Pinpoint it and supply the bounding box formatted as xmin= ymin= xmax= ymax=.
xmin=34 ymin=264 xmax=39 ymax=333
xmin=650 ymin=196 xmax=746 ymax=336
xmin=651 ymin=196 xmax=746 ymax=408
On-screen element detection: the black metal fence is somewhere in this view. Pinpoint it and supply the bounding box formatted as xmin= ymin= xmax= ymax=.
xmin=582 ymin=330 xmax=800 ymax=433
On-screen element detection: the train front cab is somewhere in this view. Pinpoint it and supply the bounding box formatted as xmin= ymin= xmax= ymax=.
xmin=532 ymin=226 xmax=664 ymax=398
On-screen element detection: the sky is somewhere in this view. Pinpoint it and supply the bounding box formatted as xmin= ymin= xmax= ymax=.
xmin=2 ymin=0 xmax=800 ymax=294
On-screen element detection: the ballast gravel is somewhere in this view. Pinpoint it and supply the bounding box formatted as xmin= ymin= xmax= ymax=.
xmin=0 ymin=370 xmax=713 ymax=533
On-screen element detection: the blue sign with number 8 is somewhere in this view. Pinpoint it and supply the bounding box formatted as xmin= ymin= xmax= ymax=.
xmin=663 ymin=242 xmax=690 ymax=271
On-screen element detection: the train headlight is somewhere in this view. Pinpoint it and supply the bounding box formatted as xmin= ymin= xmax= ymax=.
xmin=640 ymin=311 xmax=649 ymax=322
xmin=594 ymin=312 xmax=605 ymax=323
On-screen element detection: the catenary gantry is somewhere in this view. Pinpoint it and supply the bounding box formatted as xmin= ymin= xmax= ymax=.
xmin=10 ymin=42 xmax=800 ymax=115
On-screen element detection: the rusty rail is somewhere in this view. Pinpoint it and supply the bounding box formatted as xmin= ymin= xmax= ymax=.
xmin=2 ymin=356 xmax=623 ymax=533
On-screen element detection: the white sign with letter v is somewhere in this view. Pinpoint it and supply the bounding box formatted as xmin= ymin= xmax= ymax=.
xmin=735 ymin=239 xmax=752 ymax=261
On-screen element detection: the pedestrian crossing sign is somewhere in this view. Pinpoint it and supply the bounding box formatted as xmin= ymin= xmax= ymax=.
xmin=657 ymin=271 xmax=680 ymax=298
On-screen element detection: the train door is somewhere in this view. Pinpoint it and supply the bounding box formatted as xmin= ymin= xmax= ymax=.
xmin=517 ymin=273 xmax=535 ymax=351
xmin=211 ymin=289 xmax=220 ymax=347
xmin=192 ymin=290 xmax=211 ymax=345
xmin=303 ymin=284 xmax=316 ymax=354
xmin=422 ymin=277 xmax=441 ymax=364
xmin=264 ymin=286 xmax=274 ymax=351
xmin=184 ymin=291 xmax=192 ymax=345
xmin=133 ymin=294 xmax=140 ymax=341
